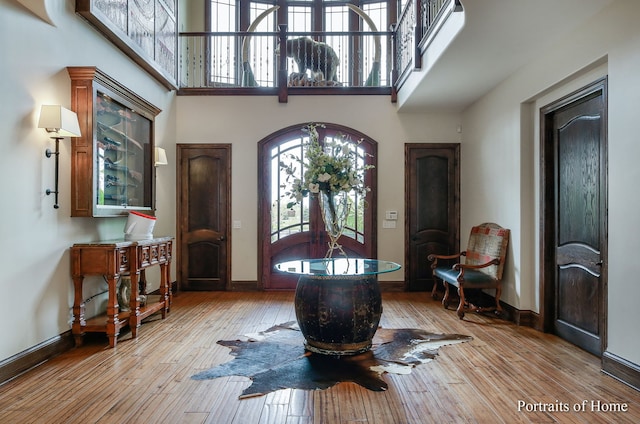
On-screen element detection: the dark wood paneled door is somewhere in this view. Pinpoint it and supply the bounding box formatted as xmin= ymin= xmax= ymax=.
xmin=177 ymin=144 xmax=231 ymax=291
xmin=405 ymin=144 xmax=460 ymax=291
xmin=541 ymin=78 xmax=607 ymax=356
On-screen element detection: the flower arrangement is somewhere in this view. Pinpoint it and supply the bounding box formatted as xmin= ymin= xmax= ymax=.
xmin=280 ymin=123 xmax=374 ymax=209
xmin=279 ymin=123 xmax=374 ymax=258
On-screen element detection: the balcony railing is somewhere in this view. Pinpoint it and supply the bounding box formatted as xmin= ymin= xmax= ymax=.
xmin=179 ymin=26 xmax=393 ymax=100
xmin=394 ymin=0 xmax=462 ymax=89
xmin=178 ymin=0 xmax=460 ymax=101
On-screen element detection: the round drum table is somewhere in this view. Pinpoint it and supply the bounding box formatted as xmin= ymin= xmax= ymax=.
xmin=275 ymin=258 xmax=401 ymax=356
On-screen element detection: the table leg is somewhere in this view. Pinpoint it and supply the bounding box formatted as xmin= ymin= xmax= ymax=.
xmin=159 ymin=262 xmax=168 ymax=318
xmin=166 ymin=259 xmax=172 ymax=311
xmin=71 ymin=275 xmax=86 ymax=347
xmin=129 ymin=270 xmax=141 ymax=339
xmin=105 ymin=274 xmax=120 ymax=348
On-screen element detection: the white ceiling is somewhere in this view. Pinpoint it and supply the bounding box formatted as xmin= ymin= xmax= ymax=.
xmin=397 ymin=0 xmax=614 ymax=112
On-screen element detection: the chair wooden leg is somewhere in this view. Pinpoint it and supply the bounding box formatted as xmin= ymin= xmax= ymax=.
xmin=442 ymin=282 xmax=450 ymax=309
xmin=456 ymin=286 xmax=466 ymax=319
xmin=431 ymin=279 xmax=439 ymax=299
xmin=494 ymin=286 xmax=503 ymax=316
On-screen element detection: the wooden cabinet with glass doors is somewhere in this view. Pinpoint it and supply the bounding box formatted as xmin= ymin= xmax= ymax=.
xmin=67 ymin=66 xmax=161 ymax=217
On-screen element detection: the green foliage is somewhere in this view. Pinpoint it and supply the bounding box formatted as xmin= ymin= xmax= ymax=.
xmin=280 ymin=123 xmax=374 ymax=209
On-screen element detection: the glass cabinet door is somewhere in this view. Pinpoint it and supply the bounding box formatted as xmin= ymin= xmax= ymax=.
xmin=68 ymin=67 xmax=161 ymax=217
xmin=95 ymin=92 xmax=152 ymax=211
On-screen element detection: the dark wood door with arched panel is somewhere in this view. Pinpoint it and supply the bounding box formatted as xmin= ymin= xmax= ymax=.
xmin=258 ymin=123 xmax=377 ymax=290
xmin=405 ymin=144 xmax=460 ymax=292
xmin=541 ymin=78 xmax=608 ymax=356
xmin=177 ymin=144 xmax=231 ymax=291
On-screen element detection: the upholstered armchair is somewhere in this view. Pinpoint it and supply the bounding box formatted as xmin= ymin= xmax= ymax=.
xmin=428 ymin=223 xmax=510 ymax=319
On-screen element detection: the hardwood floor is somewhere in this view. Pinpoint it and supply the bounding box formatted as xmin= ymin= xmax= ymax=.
xmin=0 ymin=291 xmax=638 ymax=423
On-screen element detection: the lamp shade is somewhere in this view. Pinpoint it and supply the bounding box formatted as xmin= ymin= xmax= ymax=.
xmin=154 ymin=147 xmax=168 ymax=166
xmin=38 ymin=105 xmax=81 ymax=137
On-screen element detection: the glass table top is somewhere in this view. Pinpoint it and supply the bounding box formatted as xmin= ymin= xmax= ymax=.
xmin=274 ymin=258 xmax=401 ymax=277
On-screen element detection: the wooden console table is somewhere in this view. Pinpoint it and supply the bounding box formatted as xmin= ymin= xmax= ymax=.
xmin=70 ymin=236 xmax=173 ymax=348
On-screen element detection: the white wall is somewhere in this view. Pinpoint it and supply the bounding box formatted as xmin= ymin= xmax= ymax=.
xmin=461 ymin=0 xmax=640 ymax=364
xmin=0 ymin=0 xmax=176 ymax=360
xmin=176 ymin=95 xmax=461 ymax=282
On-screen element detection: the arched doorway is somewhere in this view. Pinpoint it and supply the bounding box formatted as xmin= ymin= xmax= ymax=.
xmin=258 ymin=123 xmax=378 ymax=290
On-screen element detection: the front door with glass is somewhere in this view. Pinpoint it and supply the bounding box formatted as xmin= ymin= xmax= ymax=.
xmin=258 ymin=123 xmax=377 ymax=290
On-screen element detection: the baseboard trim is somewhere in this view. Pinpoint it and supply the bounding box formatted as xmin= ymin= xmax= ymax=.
xmin=379 ymin=281 xmax=406 ymax=292
xmin=0 ymin=331 xmax=75 ymax=386
xmin=231 ymin=280 xmax=261 ymax=291
xmin=499 ymin=300 xmax=542 ymax=330
xmin=602 ymin=351 xmax=640 ymax=392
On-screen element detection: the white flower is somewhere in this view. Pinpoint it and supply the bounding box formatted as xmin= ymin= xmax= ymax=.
xmin=308 ymin=182 xmax=320 ymax=193
xmin=318 ymin=173 xmax=331 ymax=182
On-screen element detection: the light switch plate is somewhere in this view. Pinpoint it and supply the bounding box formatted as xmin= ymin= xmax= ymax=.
xmin=382 ymin=220 xmax=397 ymax=229
xmin=385 ymin=210 xmax=398 ymax=220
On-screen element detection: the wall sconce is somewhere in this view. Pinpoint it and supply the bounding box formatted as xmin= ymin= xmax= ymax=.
xmin=154 ymin=147 xmax=168 ymax=166
xmin=38 ymin=105 xmax=81 ymax=209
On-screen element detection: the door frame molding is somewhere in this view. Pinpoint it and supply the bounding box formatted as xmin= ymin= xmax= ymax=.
xmin=539 ymin=77 xmax=608 ymax=353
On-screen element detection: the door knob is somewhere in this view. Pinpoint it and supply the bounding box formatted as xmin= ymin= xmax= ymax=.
xmin=218 ymin=236 xmax=226 ymax=241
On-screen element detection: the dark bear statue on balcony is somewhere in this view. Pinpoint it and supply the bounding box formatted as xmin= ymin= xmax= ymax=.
xmin=283 ymin=37 xmax=340 ymax=86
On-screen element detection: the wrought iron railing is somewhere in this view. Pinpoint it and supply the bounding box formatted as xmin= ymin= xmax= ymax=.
xmin=179 ymin=26 xmax=393 ymax=97
xmin=393 ymin=1 xmax=417 ymax=86
xmin=178 ymin=0 xmax=460 ymax=100
xmin=394 ymin=0 xmax=460 ymax=88
xmin=421 ymin=0 xmax=454 ymax=39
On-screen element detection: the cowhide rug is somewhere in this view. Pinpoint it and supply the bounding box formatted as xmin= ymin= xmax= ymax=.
xmin=192 ymin=322 xmax=472 ymax=399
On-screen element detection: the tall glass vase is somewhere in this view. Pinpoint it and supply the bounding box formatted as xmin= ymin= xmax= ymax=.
xmin=319 ymin=190 xmax=350 ymax=258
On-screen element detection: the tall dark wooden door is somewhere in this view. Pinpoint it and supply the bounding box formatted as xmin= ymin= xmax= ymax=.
xmin=405 ymin=144 xmax=460 ymax=291
xmin=541 ymin=78 xmax=607 ymax=356
xmin=177 ymin=144 xmax=231 ymax=291
xmin=258 ymin=124 xmax=377 ymax=290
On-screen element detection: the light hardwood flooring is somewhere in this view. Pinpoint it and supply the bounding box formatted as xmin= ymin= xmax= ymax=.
xmin=0 ymin=291 xmax=638 ymax=423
